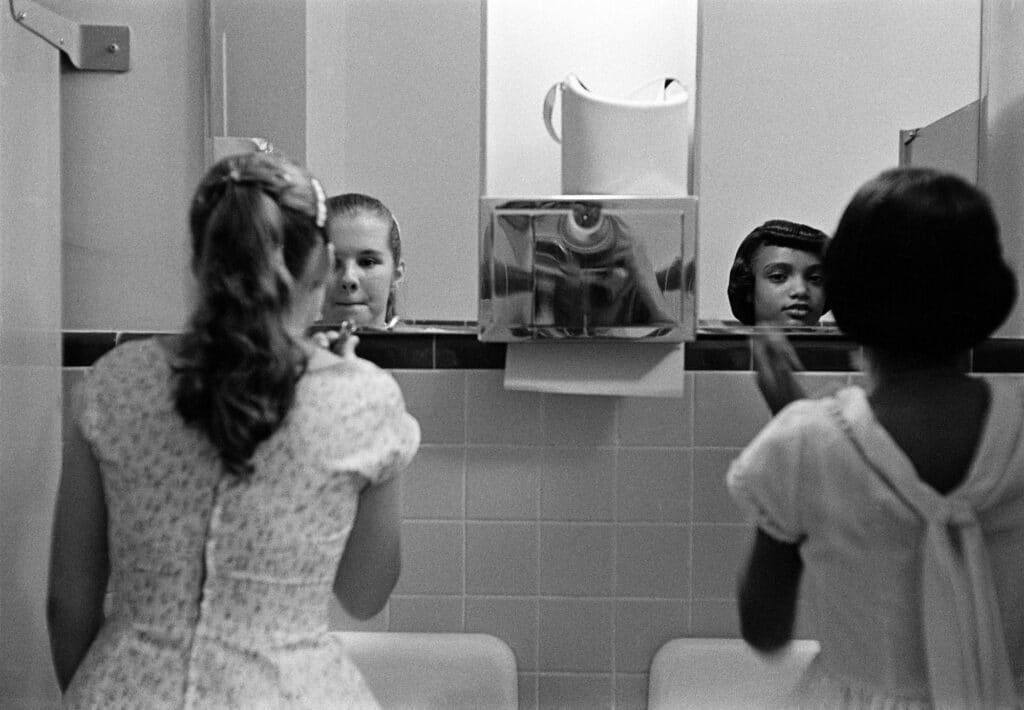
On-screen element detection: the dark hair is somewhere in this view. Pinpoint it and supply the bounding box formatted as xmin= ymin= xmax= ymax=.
xmin=173 ymin=151 xmax=328 ymax=477
xmin=727 ymin=220 xmax=830 ymax=325
xmin=325 ymin=193 xmax=402 ymax=322
xmin=826 ymin=167 xmax=1016 ymax=357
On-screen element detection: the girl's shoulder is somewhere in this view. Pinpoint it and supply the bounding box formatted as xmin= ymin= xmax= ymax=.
xmin=86 ymin=336 xmax=170 ymax=382
xmin=302 ymin=353 xmax=406 ymax=405
xmin=771 ymin=386 xmax=864 ymax=434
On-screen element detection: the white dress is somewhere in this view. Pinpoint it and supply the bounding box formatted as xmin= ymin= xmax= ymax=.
xmin=64 ymin=338 xmax=420 ymax=709
xmin=727 ymin=382 xmax=1024 ymax=709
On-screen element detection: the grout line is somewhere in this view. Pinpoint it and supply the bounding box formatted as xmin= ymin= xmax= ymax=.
xmin=611 ymin=443 xmax=619 ymax=686
xmin=688 ymin=445 xmax=695 ymax=633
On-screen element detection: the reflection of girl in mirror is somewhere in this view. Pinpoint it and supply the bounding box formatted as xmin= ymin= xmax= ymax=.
xmin=729 ymin=168 xmax=1022 ymax=709
xmin=727 ymin=220 xmax=829 ymax=326
xmin=48 ymin=153 xmax=420 ymax=708
xmin=320 ymin=193 xmax=405 ymax=331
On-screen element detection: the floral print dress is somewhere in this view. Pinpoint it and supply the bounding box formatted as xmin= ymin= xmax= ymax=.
xmin=63 ymin=338 xmax=420 ymax=709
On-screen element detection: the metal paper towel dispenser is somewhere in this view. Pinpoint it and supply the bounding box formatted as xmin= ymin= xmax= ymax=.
xmin=479 ymin=196 xmax=697 ymax=342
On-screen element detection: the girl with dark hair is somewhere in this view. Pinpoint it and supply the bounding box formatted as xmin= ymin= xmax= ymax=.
xmin=728 ymin=168 xmax=1023 ymax=708
xmin=320 ymin=193 xmax=405 ymax=330
xmin=727 ymin=219 xmax=829 ymax=326
xmin=47 ymin=152 xmax=420 ymax=708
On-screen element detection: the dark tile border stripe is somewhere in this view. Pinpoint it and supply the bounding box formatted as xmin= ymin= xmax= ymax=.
xmin=62 ymin=331 xmax=1024 ymax=374
xmin=63 ymin=331 xmax=118 ymax=368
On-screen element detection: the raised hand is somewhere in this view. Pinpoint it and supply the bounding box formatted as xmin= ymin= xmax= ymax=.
xmin=311 ymin=321 xmax=360 ymax=361
xmin=752 ymin=331 xmax=806 ymax=415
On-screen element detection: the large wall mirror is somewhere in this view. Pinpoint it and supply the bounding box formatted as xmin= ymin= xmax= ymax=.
xmin=207 ymin=0 xmax=1021 ymax=334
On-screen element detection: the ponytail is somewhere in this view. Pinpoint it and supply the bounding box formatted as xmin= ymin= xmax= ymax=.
xmin=174 ymin=153 xmax=326 ymax=477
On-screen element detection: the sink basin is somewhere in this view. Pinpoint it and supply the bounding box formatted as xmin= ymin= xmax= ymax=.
xmin=648 ymin=637 xmax=819 ymax=710
xmin=333 ymin=631 xmax=518 ymax=710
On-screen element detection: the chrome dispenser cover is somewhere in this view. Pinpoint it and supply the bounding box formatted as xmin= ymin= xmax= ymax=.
xmin=479 ymin=196 xmax=697 ymax=342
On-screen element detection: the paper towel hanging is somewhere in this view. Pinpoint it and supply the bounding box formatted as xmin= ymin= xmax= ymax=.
xmin=478 ymin=196 xmax=697 ymax=342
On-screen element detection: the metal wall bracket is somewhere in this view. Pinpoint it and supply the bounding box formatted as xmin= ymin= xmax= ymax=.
xmin=10 ymin=0 xmax=129 ymax=71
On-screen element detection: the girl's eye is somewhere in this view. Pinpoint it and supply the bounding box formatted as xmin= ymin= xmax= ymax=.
xmin=766 ymin=272 xmax=788 ymax=283
xmin=358 ymin=257 xmax=381 ymax=268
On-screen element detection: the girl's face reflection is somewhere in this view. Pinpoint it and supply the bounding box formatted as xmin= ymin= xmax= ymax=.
xmin=322 ymin=212 xmax=403 ymax=327
xmin=751 ymin=245 xmax=826 ymax=326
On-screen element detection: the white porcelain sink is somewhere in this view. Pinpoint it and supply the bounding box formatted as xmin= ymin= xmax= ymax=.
xmin=648 ymin=637 xmax=820 ymax=710
xmin=333 ymin=631 xmax=518 ymax=710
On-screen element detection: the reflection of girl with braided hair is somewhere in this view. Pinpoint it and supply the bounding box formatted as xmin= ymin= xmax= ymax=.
xmin=320 ymin=193 xmax=405 ymax=330
xmin=48 ymin=152 xmax=419 ymax=708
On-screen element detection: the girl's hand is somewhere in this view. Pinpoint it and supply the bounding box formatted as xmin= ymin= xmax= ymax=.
xmin=752 ymin=331 xmax=806 ymax=415
xmin=311 ymin=322 xmax=360 ymax=361
xmin=335 ymin=332 xmax=359 ymax=360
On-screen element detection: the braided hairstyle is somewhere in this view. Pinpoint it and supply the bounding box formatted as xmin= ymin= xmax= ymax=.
xmin=173 ymin=152 xmax=327 ymax=477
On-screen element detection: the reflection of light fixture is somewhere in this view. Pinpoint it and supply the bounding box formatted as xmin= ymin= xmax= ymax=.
xmin=560 ymin=202 xmax=612 ymax=254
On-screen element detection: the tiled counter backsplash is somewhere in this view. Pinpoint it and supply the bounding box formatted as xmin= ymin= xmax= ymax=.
xmin=60 ymin=331 xmax=1024 ymax=710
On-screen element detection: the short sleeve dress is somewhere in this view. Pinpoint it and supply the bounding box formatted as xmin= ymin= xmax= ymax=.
xmin=63 ymin=337 xmax=420 ymax=709
xmin=727 ymin=382 xmax=1024 ymax=709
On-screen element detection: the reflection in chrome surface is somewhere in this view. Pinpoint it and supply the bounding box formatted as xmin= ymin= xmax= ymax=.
xmin=479 ymin=197 xmax=697 ymax=342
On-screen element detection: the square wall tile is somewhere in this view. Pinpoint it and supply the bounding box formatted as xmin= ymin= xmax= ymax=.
xmin=466 ymin=446 xmax=540 ymax=520
xmin=539 ymin=448 xmax=615 ymax=521
xmin=466 ymin=596 xmax=538 ymax=671
xmin=693 ymin=372 xmax=770 ymax=447
xmin=614 ymin=600 xmax=689 ymax=672
xmin=537 ymin=673 xmax=614 ymax=710
xmin=538 ymin=600 xmax=613 ymax=672
xmin=692 ymin=524 xmax=753 ymax=599
xmin=789 ymin=337 xmax=860 ymax=372
xmin=394 ymin=521 xmax=463 ymax=595
xmin=541 ymin=393 xmax=616 ymax=447
xmin=388 ymin=595 xmax=463 ymax=632
xmin=538 ymin=523 xmax=614 ymax=597
xmin=617 ymin=376 xmax=693 ymax=447
xmin=690 ymin=599 xmax=741 ymax=638
xmin=62 ymin=368 xmax=86 ymax=401
xmin=616 ymin=448 xmax=691 ymax=523
xmin=693 ymin=448 xmax=746 ymax=523
xmin=360 ymin=337 xmax=433 ymax=369
xmin=615 ymin=674 xmax=650 ymax=710
xmin=971 ymin=341 xmax=1024 ymax=373
xmin=466 ymin=522 xmax=537 ymax=595
xmin=685 ymin=336 xmax=751 ymax=370
xmin=401 ymin=445 xmax=464 ymax=519
xmin=519 ymin=673 xmax=538 ymax=710
xmin=391 ymin=370 xmax=466 ymax=444
xmin=465 ymin=371 xmax=544 ymax=444
xmin=615 ymin=525 xmax=689 ymax=599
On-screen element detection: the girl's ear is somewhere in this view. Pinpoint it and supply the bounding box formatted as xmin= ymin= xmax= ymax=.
xmin=393 ymin=259 xmax=406 ymax=285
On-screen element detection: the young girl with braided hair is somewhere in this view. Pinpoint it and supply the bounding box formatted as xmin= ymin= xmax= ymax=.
xmin=47 ymin=152 xmax=419 ymax=708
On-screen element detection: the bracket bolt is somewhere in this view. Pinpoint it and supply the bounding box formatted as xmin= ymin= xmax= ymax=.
xmin=16 ymin=11 xmax=25 ymax=20
xmin=107 ymin=43 xmax=119 ymax=54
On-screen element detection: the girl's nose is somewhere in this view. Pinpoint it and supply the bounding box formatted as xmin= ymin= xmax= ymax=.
xmin=336 ymin=262 xmax=359 ymax=291
xmin=790 ymin=277 xmax=809 ymax=296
